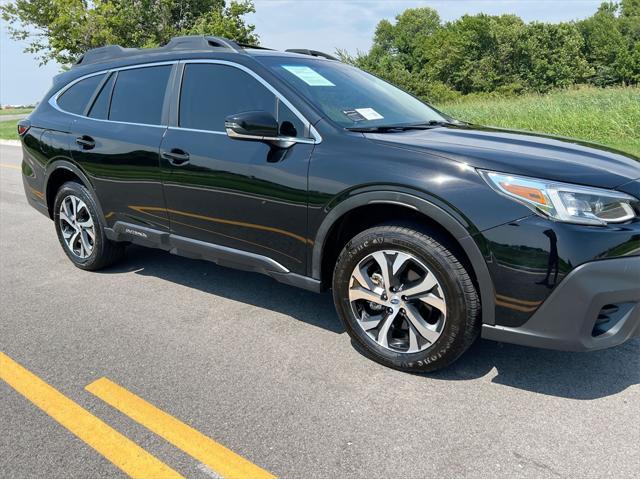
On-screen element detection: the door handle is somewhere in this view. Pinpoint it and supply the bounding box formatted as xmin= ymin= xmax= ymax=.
xmin=76 ymin=135 xmax=95 ymax=150
xmin=162 ymin=148 xmax=190 ymax=166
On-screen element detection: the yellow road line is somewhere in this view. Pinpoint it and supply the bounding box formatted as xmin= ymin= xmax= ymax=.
xmin=0 ymin=353 xmax=184 ymax=479
xmin=87 ymin=377 xmax=277 ymax=479
xmin=0 ymin=163 xmax=20 ymax=170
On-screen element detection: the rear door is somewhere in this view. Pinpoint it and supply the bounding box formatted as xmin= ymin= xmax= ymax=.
xmin=68 ymin=64 xmax=173 ymax=231
xmin=160 ymin=61 xmax=314 ymax=274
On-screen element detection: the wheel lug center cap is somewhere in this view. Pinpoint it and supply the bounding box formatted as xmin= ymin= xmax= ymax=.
xmin=390 ymin=297 xmax=400 ymax=305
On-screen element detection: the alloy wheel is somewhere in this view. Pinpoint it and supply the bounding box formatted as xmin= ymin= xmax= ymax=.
xmin=59 ymin=195 xmax=95 ymax=259
xmin=348 ymin=249 xmax=447 ymax=353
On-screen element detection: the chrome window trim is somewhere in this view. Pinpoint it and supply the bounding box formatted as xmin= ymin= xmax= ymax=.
xmin=168 ymin=126 xmax=226 ymax=135
xmin=48 ymin=59 xmax=322 ymax=143
xmin=167 ymin=125 xmax=316 ymax=145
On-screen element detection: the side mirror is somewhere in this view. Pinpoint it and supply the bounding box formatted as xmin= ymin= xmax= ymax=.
xmin=225 ymin=111 xmax=279 ymax=141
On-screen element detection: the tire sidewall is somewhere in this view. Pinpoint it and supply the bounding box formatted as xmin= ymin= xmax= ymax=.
xmin=53 ymin=182 xmax=106 ymax=270
xmin=333 ymin=228 xmax=472 ymax=371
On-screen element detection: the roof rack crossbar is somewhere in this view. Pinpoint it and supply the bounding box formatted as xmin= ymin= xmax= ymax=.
xmin=284 ymin=49 xmax=339 ymax=61
xmin=74 ymin=35 xmax=245 ymax=67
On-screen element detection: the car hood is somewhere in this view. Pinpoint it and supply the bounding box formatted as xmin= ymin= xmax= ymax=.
xmin=365 ymin=125 xmax=640 ymax=189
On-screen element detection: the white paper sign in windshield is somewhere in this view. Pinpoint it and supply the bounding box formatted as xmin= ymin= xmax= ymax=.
xmin=355 ymin=108 xmax=384 ymax=120
xmin=342 ymin=108 xmax=385 ymax=122
xmin=282 ymin=65 xmax=335 ymax=86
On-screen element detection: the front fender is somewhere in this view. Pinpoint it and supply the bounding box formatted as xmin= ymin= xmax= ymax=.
xmin=311 ymin=189 xmax=497 ymax=325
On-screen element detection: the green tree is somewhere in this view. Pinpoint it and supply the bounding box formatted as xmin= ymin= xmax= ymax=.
xmin=517 ymin=22 xmax=592 ymax=91
xmin=345 ymin=2 xmax=639 ymax=97
xmin=423 ymin=14 xmax=527 ymax=94
xmin=620 ymin=0 xmax=640 ymax=82
xmin=579 ymin=1 xmax=638 ymax=85
xmin=621 ymin=0 xmax=640 ymax=16
xmin=1 ymin=0 xmax=258 ymax=65
xmin=368 ymin=7 xmax=441 ymax=72
xmin=339 ymin=7 xmax=463 ymax=103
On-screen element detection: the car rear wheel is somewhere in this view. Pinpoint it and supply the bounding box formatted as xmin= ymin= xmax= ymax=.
xmin=332 ymin=224 xmax=480 ymax=372
xmin=53 ymin=181 xmax=125 ymax=271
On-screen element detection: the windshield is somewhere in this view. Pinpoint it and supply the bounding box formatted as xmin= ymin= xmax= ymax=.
xmin=256 ymin=56 xmax=447 ymax=128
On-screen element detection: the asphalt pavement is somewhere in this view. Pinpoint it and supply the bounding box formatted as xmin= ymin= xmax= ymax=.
xmin=1 ymin=144 xmax=639 ymax=479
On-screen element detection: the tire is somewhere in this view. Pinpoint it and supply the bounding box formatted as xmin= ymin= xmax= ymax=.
xmin=53 ymin=181 xmax=125 ymax=271
xmin=332 ymin=224 xmax=480 ymax=372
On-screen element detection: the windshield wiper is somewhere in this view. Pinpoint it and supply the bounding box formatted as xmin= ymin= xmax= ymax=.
xmin=423 ymin=119 xmax=464 ymax=126
xmin=346 ymin=119 xmax=462 ymax=133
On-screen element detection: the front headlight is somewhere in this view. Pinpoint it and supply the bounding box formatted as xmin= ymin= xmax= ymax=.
xmin=479 ymin=170 xmax=638 ymax=226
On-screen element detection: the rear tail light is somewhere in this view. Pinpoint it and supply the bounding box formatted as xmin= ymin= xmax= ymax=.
xmin=17 ymin=120 xmax=30 ymax=136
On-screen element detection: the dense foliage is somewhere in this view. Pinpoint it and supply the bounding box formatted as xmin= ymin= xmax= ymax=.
xmin=1 ymin=0 xmax=258 ymax=65
xmin=340 ymin=0 xmax=640 ymax=103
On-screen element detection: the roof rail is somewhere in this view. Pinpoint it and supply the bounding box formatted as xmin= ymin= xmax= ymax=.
xmin=166 ymin=35 xmax=243 ymax=52
xmin=236 ymin=43 xmax=275 ymax=51
xmin=284 ymin=49 xmax=339 ymax=61
xmin=74 ymin=35 xmax=245 ymax=67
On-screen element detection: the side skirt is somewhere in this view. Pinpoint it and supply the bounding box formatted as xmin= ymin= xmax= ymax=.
xmin=105 ymin=221 xmax=322 ymax=293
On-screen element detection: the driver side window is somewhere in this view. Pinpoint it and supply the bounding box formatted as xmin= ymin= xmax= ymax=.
xmin=179 ymin=63 xmax=306 ymax=138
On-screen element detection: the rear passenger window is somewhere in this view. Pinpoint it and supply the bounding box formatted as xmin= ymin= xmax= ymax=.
xmin=88 ymin=73 xmax=115 ymax=119
xmin=57 ymin=74 xmax=105 ymax=115
xmin=179 ymin=64 xmax=276 ymax=132
xmin=109 ymin=66 xmax=171 ymax=125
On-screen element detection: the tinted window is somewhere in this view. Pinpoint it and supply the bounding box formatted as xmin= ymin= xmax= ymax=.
xmin=88 ymin=73 xmax=115 ymax=119
xmin=179 ymin=64 xmax=276 ymax=132
xmin=57 ymin=74 xmax=105 ymax=115
xmin=109 ymin=66 xmax=171 ymax=125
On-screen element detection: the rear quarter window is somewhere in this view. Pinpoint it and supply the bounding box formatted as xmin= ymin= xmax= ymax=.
xmin=88 ymin=73 xmax=116 ymax=120
xmin=57 ymin=74 xmax=105 ymax=115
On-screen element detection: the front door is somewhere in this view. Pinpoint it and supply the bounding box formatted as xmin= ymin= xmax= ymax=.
xmin=160 ymin=62 xmax=314 ymax=274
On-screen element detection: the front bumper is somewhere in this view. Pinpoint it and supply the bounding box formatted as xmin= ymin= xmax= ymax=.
xmin=482 ymin=256 xmax=640 ymax=351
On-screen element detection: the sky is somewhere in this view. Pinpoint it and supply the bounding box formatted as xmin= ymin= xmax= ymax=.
xmin=1 ymin=0 xmax=604 ymax=105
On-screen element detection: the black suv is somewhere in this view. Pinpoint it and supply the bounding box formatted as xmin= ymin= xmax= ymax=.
xmin=20 ymin=36 xmax=640 ymax=371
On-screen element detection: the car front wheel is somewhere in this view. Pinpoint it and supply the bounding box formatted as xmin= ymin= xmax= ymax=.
xmin=332 ymin=225 xmax=480 ymax=372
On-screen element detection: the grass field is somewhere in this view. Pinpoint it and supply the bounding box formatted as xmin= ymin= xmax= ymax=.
xmin=438 ymin=86 xmax=640 ymax=157
xmin=0 ymin=108 xmax=33 ymax=116
xmin=0 ymin=108 xmax=32 ymax=141
xmin=0 ymin=120 xmax=19 ymax=140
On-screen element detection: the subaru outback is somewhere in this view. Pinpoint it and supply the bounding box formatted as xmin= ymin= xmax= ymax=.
xmin=19 ymin=36 xmax=640 ymax=371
